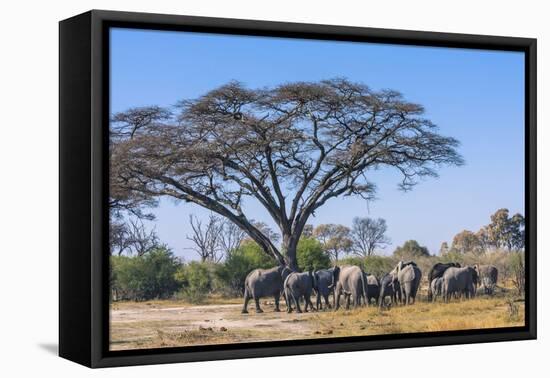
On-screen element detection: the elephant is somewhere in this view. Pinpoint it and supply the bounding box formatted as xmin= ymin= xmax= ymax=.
xmin=314 ymin=267 xmax=338 ymax=310
xmin=474 ymin=265 xmax=498 ymax=295
xmin=427 ymin=262 xmax=461 ymax=301
xmin=242 ymin=265 xmax=293 ymax=313
xmin=284 ymin=271 xmax=317 ymax=313
xmin=430 ymin=277 xmax=443 ymax=302
xmin=390 ymin=261 xmax=422 ymax=305
xmin=378 ymin=273 xmax=401 ymax=308
xmin=334 ymin=265 xmax=368 ymax=310
xmin=441 ymin=266 xmax=479 ymax=302
xmin=366 ymin=274 xmax=380 ymax=305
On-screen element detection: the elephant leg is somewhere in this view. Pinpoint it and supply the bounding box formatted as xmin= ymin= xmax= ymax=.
xmin=274 ymin=294 xmax=280 ymax=312
xmin=254 ymin=296 xmax=263 ymax=313
xmin=316 ymin=293 xmax=321 ymax=311
xmin=307 ymin=296 xmax=315 ymax=312
xmin=295 ymin=295 xmax=303 ymax=313
xmin=324 ymin=294 xmax=331 ymax=309
xmin=285 ymin=289 xmax=293 ymax=313
xmin=242 ymin=289 xmax=250 ymax=314
xmin=335 ymin=291 xmax=341 ymax=310
xmin=345 ymin=294 xmax=351 ymax=310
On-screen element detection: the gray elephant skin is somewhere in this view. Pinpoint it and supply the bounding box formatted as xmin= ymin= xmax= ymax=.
xmin=334 ymin=265 xmax=368 ymax=310
xmin=441 ymin=266 xmax=479 ymax=302
xmin=427 ymin=262 xmax=461 ymax=301
xmin=366 ymin=274 xmax=380 ymax=305
xmin=391 ymin=261 xmax=422 ymax=305
xmin=314 ymin=267 xmax=338 ymax=310
xmin=242 ymin=265 xmax=292 ymax=313
xmin=284 ymin=271 xmax=317 ymax=313
xmin=378 ymin=273 xmax=401 ymax=308
xmin=430 ymin=277 xmax=443 ymax=302
xmin=475 ymin=264 xmax=498 ymax=295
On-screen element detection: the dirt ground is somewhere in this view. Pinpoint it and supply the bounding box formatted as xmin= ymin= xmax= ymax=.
xmin=110 ymin=295 xmax=525 ymax=351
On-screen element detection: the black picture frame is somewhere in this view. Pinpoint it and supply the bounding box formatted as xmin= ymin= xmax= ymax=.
xmin=59 ymin=9 xmax=537 ymax=368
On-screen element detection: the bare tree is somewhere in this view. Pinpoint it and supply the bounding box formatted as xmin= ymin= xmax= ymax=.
xmin=109 ymin=217 xmax=160 ymax=256
xmin=218 ymin=219 xmax=247 ymax=256
xmin=186 ymin=214 xmax=224 ymax=262
xmin=110 ymin=79 xmax=463 ymax=269
xmin=313 ymin=224 xmax=353 ymax=262
xmin=351 ymin=217 xmax=390 ymax=257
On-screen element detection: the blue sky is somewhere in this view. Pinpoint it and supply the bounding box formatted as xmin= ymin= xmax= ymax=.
xmin=110 ymin=28 xmax=525 ymax=259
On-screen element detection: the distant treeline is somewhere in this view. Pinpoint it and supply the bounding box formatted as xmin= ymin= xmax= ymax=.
xmin=110 ymin=208 xmax=524 ymax=302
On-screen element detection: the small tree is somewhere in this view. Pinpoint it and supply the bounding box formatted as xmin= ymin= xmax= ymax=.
xmin=439 ymin=241 xmax=450 ymax=255
xmin=393 ymin=240 xmax=430 ymax=259
xmin=510 ymin=251 xmax=525 ymax=295
xmin=350 ymin=217 xmax=390 ymax=257
xmin=451 ymin=230 xmax=482 ymax=254
xmin=186 ymin=214 xmax=224 ymax=262
xmin=314 ymin=224 xmax=353 ymax=262
xmin=218 ymin=218 xmax=246 ymax=256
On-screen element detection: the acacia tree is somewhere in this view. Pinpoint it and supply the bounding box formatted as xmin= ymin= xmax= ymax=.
xmin=110 ymin=79 xmax=463 ymax=269
xmin=351 ymin=217 xmax=390 ymax=257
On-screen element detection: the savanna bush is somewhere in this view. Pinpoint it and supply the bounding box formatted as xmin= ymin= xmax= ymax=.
xmin=111 ymin=247 xmax=181 ymax=301
xmin=176 ymin=261 xmax=213 ymax=304
xmin=296 ymin=238 xmax=331 ymax=272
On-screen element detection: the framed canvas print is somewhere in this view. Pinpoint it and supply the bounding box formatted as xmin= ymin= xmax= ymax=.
xmin=59 ymin=10 xmax=537 ymax=368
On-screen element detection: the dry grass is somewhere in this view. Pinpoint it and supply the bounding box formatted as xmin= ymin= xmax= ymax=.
xmin=110 ymin=295 xmax=524 ymax=351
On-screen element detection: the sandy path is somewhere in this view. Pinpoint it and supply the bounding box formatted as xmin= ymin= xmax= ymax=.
xmin=110 ymin=302 xmax=322 ymax=350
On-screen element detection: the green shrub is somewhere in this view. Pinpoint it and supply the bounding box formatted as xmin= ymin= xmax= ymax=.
xmin=338 ymin=256 xmax=366 ymax=269
xmin=177 ymin=261 xmax=213 ymax=304
xmin=338 ymin=255 xmax=396 ymax=278
xmin=296 ymin=238 xmax=331 ymax=272
xmin=111 ymin=247 xmax=181 ymax=301
xmin=214 ymin=240 xmax=276 ymax=297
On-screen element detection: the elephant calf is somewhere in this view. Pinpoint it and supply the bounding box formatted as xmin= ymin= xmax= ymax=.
xmin=379 ymin=273 xmax=400 ymax=308
xmin=430 ymin=277 xmax=443 ymax=302
xmin=366 ymin=274 xmax=380 ymax=305
xmin=427 ymin=262 xmax=461 ymax=301
xmin=242 ymin=265 xmax=292 ymax=314
xmin=284 ymin=271 xmax=317 ymax=313
xmin=314 ymin=267 xmax=338 ymax=310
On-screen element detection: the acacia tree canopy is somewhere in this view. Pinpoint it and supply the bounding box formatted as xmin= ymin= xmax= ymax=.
xmin=110 ymin=78 xmax=463 ymax=269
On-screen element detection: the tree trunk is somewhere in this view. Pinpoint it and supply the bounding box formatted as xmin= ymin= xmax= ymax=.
xmin=281 ymin=234 xmax=299 ymax=271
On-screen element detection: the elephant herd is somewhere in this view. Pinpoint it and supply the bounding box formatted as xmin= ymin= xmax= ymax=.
xmin=241 ymin=261 xmax=499 ymax=314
